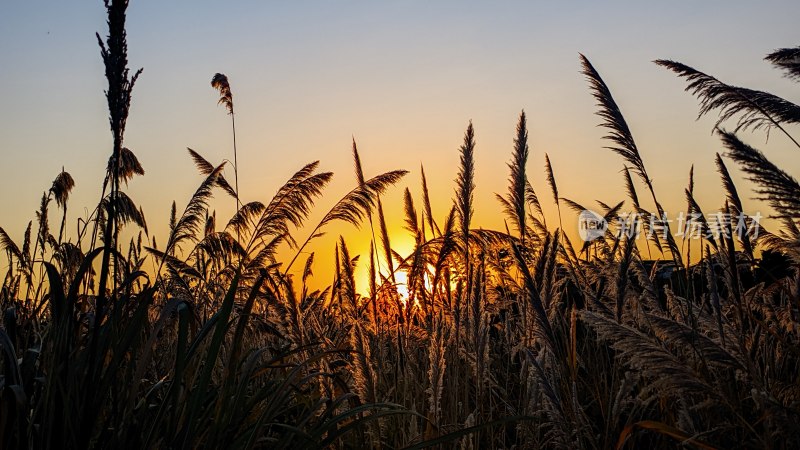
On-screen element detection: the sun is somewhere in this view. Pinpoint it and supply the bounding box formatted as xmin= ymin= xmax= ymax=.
xmin=393 ymin=271 xmax=410 ymax=305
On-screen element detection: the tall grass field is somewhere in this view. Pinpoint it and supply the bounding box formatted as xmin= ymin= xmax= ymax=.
xmin=2 ymin=1 xmax=800 ymax=449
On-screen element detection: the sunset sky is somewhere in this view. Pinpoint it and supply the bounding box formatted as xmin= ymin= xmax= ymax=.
xmin=2 ymin=1 xmax=799 ymax=290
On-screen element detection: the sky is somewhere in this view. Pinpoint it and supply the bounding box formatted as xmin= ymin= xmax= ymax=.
xmin=1 ymin=1 xmax=799 ymax=291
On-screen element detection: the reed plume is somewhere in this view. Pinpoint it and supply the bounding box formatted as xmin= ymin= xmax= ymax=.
xmin=719 ymin=129 xmax=800 ymax=218
xmin=715 ymin=152 xmax=754 ymax=259
xmin=581 ymin=53 xmax=683 ymax=267
xmin=420 ymin=165 xmax=439 ymax=239
xmin=766 ymin=46 xmax=800 ymax=80
xmin=655 ymin=59 xmax=800 ymax=147
xmin=544 ymin=153 xmax=563 ymax=232
xmin=498 ymin=111 xmax=529 ymax=243
xmin=456 ymin=122 xmax=476 ymax=246
xmin=211 ymin=73 xmax=241 ymax=207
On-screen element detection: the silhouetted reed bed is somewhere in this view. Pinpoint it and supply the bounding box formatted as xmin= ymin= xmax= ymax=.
xmin=2 ymin=1 xmax=800 ymax=448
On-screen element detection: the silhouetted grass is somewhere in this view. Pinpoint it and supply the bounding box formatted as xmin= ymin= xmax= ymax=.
xmin=2 ymin=1 xmax=800 ymax=449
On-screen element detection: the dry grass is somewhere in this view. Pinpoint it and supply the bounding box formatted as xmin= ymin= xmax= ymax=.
xmin=1 ymin=1 xmax=800 ymax=449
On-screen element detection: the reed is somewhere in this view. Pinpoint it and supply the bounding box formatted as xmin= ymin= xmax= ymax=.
xmin=1 ymin=2 xmax=800 ymax=448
